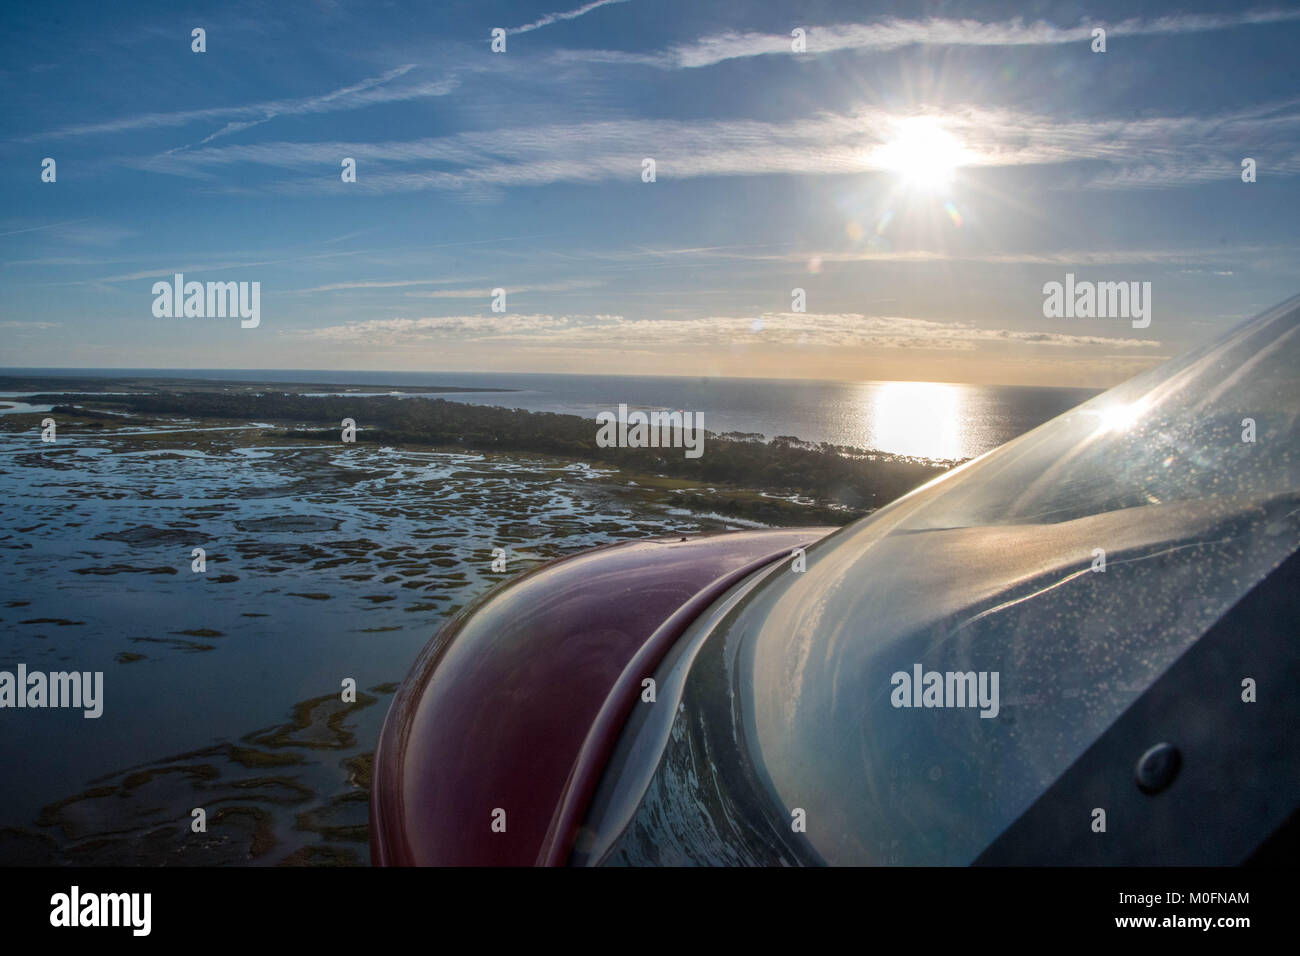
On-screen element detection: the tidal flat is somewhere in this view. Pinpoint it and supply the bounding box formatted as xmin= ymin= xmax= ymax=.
xmin=0 ymin=398 xmax=895 ymax=865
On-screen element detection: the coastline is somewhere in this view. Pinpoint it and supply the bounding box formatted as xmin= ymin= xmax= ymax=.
xmin=15 ymin=375 xmax=955 ymax=525
xmin=0 ymin=382 xmax=930 ymax=864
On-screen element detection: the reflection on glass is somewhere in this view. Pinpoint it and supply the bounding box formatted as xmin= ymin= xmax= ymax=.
xmin=1089 ymin=398 xmax=1148 ymax=434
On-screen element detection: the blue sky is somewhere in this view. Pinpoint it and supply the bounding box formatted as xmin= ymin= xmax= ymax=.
xmin=1 ymin=0 xmax=1297 ymax=386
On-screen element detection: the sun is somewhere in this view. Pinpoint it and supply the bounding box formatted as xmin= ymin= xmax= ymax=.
xmin=876 ymin=118 xmax=967 ymax=192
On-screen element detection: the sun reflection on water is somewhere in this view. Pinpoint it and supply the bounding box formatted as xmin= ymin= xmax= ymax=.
xmin=864 ymin=381 xmax=967 ymax=460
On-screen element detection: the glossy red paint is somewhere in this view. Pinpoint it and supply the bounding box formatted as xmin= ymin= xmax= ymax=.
xmin=370 ymin=527 xmax=835 ymax=866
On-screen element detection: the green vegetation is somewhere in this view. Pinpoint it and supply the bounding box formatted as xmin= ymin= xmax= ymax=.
xmin=44 ymin=390 xmax=956 ymax=520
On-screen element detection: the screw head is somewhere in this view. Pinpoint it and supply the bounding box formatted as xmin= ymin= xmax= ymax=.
xmin=1135 ymin=742 xmax=1182 ymax=794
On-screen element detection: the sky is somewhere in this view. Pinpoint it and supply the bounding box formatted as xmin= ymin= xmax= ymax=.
xmin=1 ymin=0 xmax=1297 ymax=387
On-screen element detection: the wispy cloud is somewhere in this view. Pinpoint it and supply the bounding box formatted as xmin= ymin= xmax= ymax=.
xmin=403 ymin=279 xmax=599 ymax=298
xmin=0 ymin=218 xmax=91 ymax=239
xmin=303 ymin=311 xmax=1161 ymax=351
xmin=3 ymin=256 xmax=139 ymax=268
xmin=733 ymin=244 xmax=1300 ymax=268
xmin=125 ymin=98 xmax=1300 ymax=195
xmin=24 ymin=66 xmax=457 ymax=142
xmin=91 ymin=249 xmax=364 ymax=284
xmin=303 ymin=313 xmax=611 ymax=344
xmin=284 ymin=278 xmax=470 ymax=295
xmin=47 ymin=222 xmax=138 ymax=247
xmin=563 ymin=9 xmax=1300 ymax=69
xmin=508 ymin=0 xmax=628 ymax=35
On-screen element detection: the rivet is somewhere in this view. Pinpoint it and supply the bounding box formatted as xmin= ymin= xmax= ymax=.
xmin=1135 ymin=742 xmax=1181 ymax=794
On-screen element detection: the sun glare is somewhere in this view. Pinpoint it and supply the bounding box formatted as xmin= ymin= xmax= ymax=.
xmin=877 ymin=118 xmax=967 ymax=192
xmin=867 ymin=381 xmax=966 ymax=460
xmin=1093 ymin=399 xmax=1147 ymax=434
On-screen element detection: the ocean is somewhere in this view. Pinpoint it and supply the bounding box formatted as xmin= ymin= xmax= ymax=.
xmin=0 ymin=369 xmax=1102 ymax=462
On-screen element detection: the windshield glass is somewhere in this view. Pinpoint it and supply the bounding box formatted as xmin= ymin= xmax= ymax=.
xmin=724 ymin=294 xmax=1300 ymax=865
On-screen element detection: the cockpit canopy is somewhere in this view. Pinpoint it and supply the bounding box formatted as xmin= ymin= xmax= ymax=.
xmin=726 ymin=294 xmax=1300 ymax=864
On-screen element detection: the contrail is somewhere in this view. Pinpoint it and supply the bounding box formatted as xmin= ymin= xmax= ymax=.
xmin=508 ymin=0 xmax=628 ymax=36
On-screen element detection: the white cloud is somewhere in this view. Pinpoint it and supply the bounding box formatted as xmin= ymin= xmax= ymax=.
xmin=283 ymin=278 xmax=472 ymax=295
xmin=125 ymin=98 xmax=1300 ymax=195
xmin=508 ymin=0 xmax=628 ymax=35
xmin=403 ymin=279 xmax=600 ymax=298
xmin=0 ymin=219 xmax=90 ymax=239
xmin=302 ymin=313 xmax=608 ymax=345
xmin=568 ymin=10 xmax=1300 ymax=69
xmin=92 ymin=249 xmax=363 ymax=283
xmin=29 ymin=66 xmax=457 ymax=141
xmin=737 ymin=244 xmax=1297 ymax=267
xmin=302 ymin=311 xmax=1161 ymax=351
